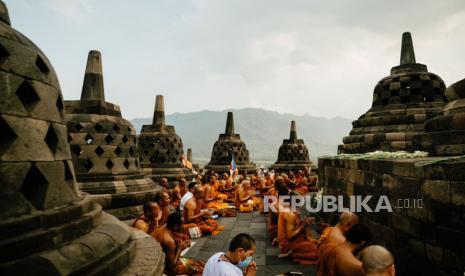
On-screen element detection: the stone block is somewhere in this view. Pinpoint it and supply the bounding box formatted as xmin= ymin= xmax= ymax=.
xmin=421 ymin=180 xmax=450 ymax=204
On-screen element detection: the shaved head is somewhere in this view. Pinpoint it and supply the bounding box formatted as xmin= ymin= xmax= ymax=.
xmin=361 ymin=245 xmax=395 ymax=276
xmin=338 ymin=212 xmax=359 ymax=230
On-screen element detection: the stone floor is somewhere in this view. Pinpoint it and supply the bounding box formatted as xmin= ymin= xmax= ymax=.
xmin=183 ymin=211 xmax=317 ymax=276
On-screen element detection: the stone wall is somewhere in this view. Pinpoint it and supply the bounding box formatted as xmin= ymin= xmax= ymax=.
xmin=318 ymin=156 xmax=465 ymax=276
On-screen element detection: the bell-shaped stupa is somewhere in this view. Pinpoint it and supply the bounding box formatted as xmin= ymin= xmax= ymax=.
xmin=205 ymin=112 xmax=256 ymax=173
xmin=65 ymin=50 xmax=159 ymax=219
xmin=338 ymin=32 xmax=447 ymax=154
xmin=272 ymin=121 xmax=314 ymax=172
xmin=138 ymin=95 xmax=193 ymax=183
xmin=0 ymin=2 xmax=163 ymax=274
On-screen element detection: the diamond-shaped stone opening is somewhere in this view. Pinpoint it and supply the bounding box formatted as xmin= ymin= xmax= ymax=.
xmin=104 ymin=134 xmax=114 ymax=144
xmin=94 ymin=123 xmax=103 ymax=132
xmin=16 ymin=81 xmax=40 ymax=111
xmin=113 ymin=124 xmax=120 ymax=132
xmin=0 ymin=43 xmax=9 ymax=61
xmin=115 ymin=147 xmax=122 ymax=156
xmin=0 ymin=116 xmax=17 ymax=157
xmin=122 ymin=136 xmax=128 ymax=143
xmin=150 ymin=156 xmax=156 ymax=163
xmin=129 ymin=147 xmax=135 ymax=156
xmin=127 ymin=126 xmax=131 ymax=132
xmin=19 ymin=165 xmax=49 ymax=210
xmin=75 ymin=123 xmax=83 ymax=132
xmin=44 ymin=125 xmax=59 ymax=154
xmin=56 ymin=95 xmax=64 ymax=111
xmin=171 ymin=157 xmax=176 ymax=163
xmin=105 ymin=159 xmax=114 ymax=170
xmin=123 ymin=159 xmax=130 ymax=169
xmin=85 ymin=134 xmax=94 ymax=144
xmin=35 ymin=55 xmax=50 ymax=74
xmin=67 ymin=134 xmax=72 ymax=143
xmin=94 ymin=146 xmax=104 ymax=157
xmin=71 ymin=145 xmax=82 ymax=157
xmin=135 ymin=159 xmax=139 ymax=167
xmin=63 ymin=160 xmax=74 ymax=181
xmin=133 ymin=137 xmax=137 ymax=144
xmin=83 ymin=159 xmax=93 ymax=172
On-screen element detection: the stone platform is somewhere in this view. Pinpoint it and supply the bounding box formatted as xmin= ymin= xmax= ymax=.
xmin=183 ymin=212 xmax=316 ymax=276
xmin=319 ymin=155 xmax=465 ymax=276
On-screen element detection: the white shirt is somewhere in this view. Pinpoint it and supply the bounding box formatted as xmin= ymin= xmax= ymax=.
xmin=180 ymin=191 xmax=193 ymax=211
xmin=203 ymin=252 xmax=243 ymax=276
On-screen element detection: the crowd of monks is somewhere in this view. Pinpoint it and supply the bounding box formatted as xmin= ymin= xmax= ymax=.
xmin=132 ymin=169 xmax=395 ymax=276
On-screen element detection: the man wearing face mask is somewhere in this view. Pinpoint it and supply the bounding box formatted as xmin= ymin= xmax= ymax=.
xmin=203 ymin=233 xmax=257 ymax=276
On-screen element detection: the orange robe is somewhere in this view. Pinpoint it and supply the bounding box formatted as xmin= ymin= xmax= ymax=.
xmin=277 ymin=212 xmax=318 ymax=264
xmin=151 ymin=227 xmax=205 ymax=275
xmin=317 ymin=241 xmax=346 ymax=276
xmin=182 ymin=200 xmax=223 ymax=236
xmin=235 ymin=188 xmax=262 ymax=213
xmin=204 ymin=182 xmax=230 ymax=210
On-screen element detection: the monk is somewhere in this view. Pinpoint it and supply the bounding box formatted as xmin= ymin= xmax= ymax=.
xmin=319 ymin=212 xmax=360 ymax=248
xmin=178 ymin=178 xmax=188 ymax=196
xmin=266 ymin=177 xmax=282 ymax=243
xmin=183 ymin=186 xmax=223 ymax=236
xmin=159 ymin=178 xmax=181 ymax=209
xmin=220 ymin=172 xmax=235 ymax=200
xmin=154 ymin=191 xmax=171 ymax=225
xmin=277 ymin=200 xmax=319 ymax=264
xmin=132 ymin=201 xmax=160 ymax=234
xmin=235 ymin=180 xmax=262 ymax=213
xmin=317 ymin=224 xmax=372 ymax=276
xmin=203 ymin=175 xmax=229 ymax=210
xmin=259 ymin=172 xmax=274 ymax=196
xmin=360 ymin=245 xmax=395 ymax=276
xmin=152 ymin=213 xmax=204 ymax=275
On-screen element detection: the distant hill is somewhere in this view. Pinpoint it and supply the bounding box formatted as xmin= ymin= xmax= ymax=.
xmin=131 ymin=108 xmax=353 ymax=167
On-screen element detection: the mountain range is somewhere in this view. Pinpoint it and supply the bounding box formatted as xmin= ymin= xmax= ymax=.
xmin=131 ymin=108 xmax=353 ymax=167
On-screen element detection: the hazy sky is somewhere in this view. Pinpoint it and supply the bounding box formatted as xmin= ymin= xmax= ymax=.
xmin=6 ymin=0 xmax=465 ymax=120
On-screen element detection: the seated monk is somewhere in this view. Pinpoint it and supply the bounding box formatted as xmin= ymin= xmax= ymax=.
xmin=360 ymin=245 xmax=395 ymax=276
xmin=317 ymin=224 xmax=372 ymax=276
xmin=260 ymin=172 xmax=275 ymax=196
xmin=183 ymin=186 xmax=224 ymax=236
xmin=160 ymin=178 xmax=181 ymax=209
xmin=132 ymin=201 xmax=160 ymax=234
xmin=152 ymin=213 xmax=204 ymax=276
xmin=220 ymin=172 xmax=235 ymax=200
xmin=277 ymin=196 xmax=318 ymax=264
xmin=178 ymin=178 xmax=188 ymax=198
xmin=235 ymin=180 xmax=262 ymax=213
xmin=154 ymin=191 xmax=171 ymax=225
xmin=203 ymin=175 xmax=229 ymax=210
xmin=319 ymin=212 xmax=359 ymax=249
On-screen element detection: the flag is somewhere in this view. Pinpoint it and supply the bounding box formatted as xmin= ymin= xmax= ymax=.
xmin=230 ymin=155 xmax=238 ymax=176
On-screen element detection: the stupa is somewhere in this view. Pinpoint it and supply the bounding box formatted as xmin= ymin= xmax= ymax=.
xmin=0 ymin=2 xmax=164 ymax=274
xmin=65 ymin=50 xmax=159 ymax=219
xmin=138 ymin=95 xmax=193 ymax=183
xmin=413 ymin=77 xmax=465 ymax=155
xmin=205 ymin=112 xmax=256 ymax=173
xmin=271 ymin=121 xmax=314 ymax=172
xmin=338 ymin=32 xmax=447 ymax=154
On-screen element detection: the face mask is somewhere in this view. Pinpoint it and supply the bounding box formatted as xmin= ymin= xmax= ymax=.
xmin=238 ymin=256 xmax=252 ymax=268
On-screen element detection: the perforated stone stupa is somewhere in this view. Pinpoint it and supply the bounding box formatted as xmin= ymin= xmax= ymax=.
xmin=205 ymin=112 xmax=256 ymax=173
xmin=65 ymin=50 xmax=159 ymax=219
xmin=0 ymin=2 xmax=163 ymax=274
xmin=138 ymin=95 xmax=193 ymax=183
xmin=271 ymin=121 xmax=314 ymax=172
xmin=414 ymin=77 xmax=465 ymax=155
xmin=338 ymin=32 xmax=447 ymax=154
